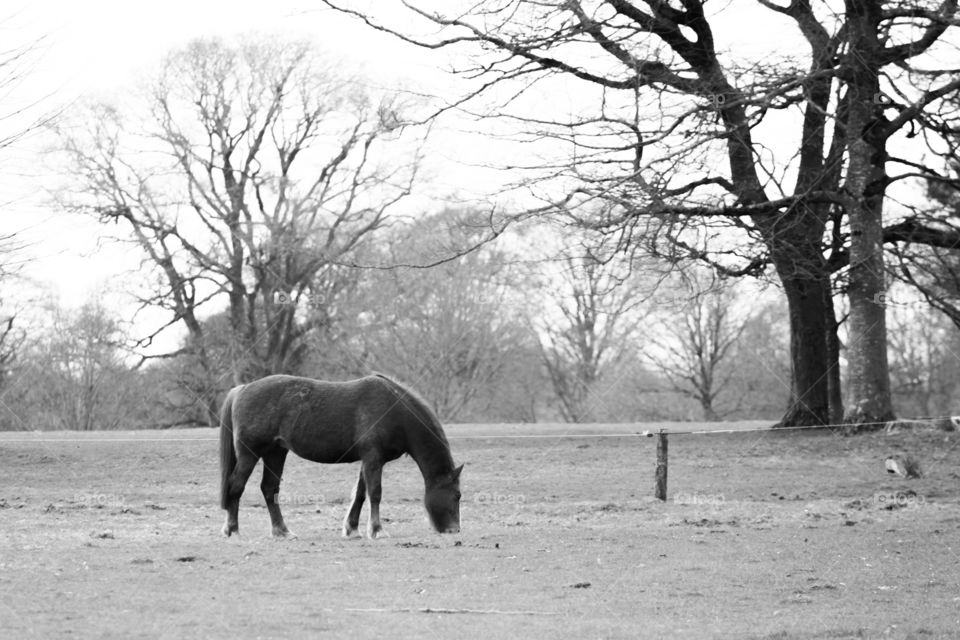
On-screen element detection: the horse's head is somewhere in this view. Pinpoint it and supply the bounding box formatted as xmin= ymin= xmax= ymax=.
xmin=425 ymin=464 xmax=462 ymax=533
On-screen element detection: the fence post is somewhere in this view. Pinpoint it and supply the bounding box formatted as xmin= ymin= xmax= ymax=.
xmin=655 ymin=429 xmax=668 ymax=501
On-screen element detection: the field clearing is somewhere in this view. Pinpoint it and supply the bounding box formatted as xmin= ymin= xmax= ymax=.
xmin=1 ymin=423 xmax=959 ymax=639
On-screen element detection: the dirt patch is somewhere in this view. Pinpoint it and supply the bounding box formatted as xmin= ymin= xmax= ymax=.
xmin=1 ymin=426 xmax=958 ymax=638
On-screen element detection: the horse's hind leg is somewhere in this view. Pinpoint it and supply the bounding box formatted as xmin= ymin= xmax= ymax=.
xmin=261 ymin=446 xmax=293 ymax=538
xmin=222 ymin=447 xmax=259 ymax=537
xmin=362 ymin=460 xmax=386 ymax=539
xmin=342 ymin=468 xmax=365 ymax=538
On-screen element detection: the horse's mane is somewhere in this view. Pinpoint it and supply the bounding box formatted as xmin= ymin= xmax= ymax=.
xmin=371 ymin=372 xmax=450 ymax=447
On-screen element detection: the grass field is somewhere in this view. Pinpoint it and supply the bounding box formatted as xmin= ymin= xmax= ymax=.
xmin=1 ymin=423 xmax=959 ymax=639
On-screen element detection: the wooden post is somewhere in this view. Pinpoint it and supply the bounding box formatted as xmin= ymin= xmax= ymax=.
xmin=655 ymin=429 xmax=668 ymax=501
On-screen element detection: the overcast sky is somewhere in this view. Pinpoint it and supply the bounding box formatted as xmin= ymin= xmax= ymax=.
xmin=1 ymin=1 xmax=452 ymax=311
xmin=1 ymin=1 xmax=935 ymax=330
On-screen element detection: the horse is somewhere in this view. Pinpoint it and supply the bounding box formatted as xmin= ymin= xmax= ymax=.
xmin=219 ymin=373 xmax=462 ymax=539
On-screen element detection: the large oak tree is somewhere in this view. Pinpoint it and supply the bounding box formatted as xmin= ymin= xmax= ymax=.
xmin=325 ymin=0 xmax=960 ymax=426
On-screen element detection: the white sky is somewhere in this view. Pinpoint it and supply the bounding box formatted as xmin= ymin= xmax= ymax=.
xmin=1 ymin=1 xmax=451 ymax=311
xmin=0 ymin=1 xmax=947 ymax=348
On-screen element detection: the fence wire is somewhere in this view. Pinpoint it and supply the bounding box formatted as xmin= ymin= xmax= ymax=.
xmin=0 ymin=416 xmax=952 ymax=443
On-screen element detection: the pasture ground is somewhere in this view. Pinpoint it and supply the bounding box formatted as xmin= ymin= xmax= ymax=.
xmin=1 ymin=423 xmax=959 ymax=639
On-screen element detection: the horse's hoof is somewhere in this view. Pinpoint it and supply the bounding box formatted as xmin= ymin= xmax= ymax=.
xmin=367 ymin=526 xmax=388 ymax=539
xmin=222 ymin=523 xmax=238 ymax=537
xmin=342 ymin=526 xmax=361 ymax=539
xmin=272 ymin=527 xmax=296 ymax=539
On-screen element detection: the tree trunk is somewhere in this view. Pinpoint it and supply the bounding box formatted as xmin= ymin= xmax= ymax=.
xmin=845 ymin=235 xmax=894 ymax=427
xmin=759 ymin=214 xmax=832 ymax=427
xmin=776 ymin=270 xmax=832 ymax=426
xmin=841 ymin=0 xmax=895 ymax=429
xmin=844 ymin=178 xmax=895 ymax=428
xmin=701 ymin=402 xmax=721 ymax=422
xmin=204 ymin=394 xmax=221 ymax=429
xmin=825 ymin=292 xmax=844 ymax=424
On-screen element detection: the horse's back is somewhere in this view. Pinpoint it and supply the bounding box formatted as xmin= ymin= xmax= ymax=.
xmin=231 ymin=374 xmax=403 ymax=463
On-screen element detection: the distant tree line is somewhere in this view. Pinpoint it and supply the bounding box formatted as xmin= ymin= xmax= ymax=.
xmin=3 ymin=209 xmax=960 ymax=430
xmin=4 ymin=22 xmax=960 ymax=431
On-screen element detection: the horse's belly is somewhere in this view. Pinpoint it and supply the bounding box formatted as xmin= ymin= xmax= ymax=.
xmin=292 ymin=446 xmax=361 ymax=464
xmin=277 ymin=428 xmax=362 ymax=464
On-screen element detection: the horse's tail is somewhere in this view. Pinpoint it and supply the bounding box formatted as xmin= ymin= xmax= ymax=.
xmin=219 ymin=386 xmax=240 ymax=510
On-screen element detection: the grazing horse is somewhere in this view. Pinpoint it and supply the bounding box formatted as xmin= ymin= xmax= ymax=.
xmin=219 ymin=373 xmax=462 ymax=539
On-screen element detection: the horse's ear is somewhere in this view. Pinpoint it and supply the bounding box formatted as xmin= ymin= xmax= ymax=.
xmin=452 ymin=464 xmax=464 ymax=479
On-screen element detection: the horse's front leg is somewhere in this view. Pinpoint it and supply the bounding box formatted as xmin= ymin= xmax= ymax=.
xmin=362 ymin=460 xmax=386 ymax=539
xmin=342 ymin=468 xmax=365 ymax=538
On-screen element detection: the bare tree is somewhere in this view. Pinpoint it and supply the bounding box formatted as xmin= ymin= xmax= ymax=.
xmin=335 ymin=211 xmax=528 ymax=421
xmin=891 ymin=242 xmax=960 ymax=323
xmin=1 ymin=29 xmax=57 ymax=332
xmin=0 ymin=302 xmax=22 ymax=391
xmin=888 ymin=166 xmax=960 ymax=330
xmin=58 ymin=37 xmax=424 ymax=422
xmin=149 ymin=311 xmax=243 ymax=428
xmin=727 ymin=301 xmax=793 ymax=420
xmin=886 ymin=294 xmax=960 ymax=418
xmin=0 ymin=28 xmax=49 ymax=151
xmin=646 ymin=280 xmax=747 ymax=421
xmin=324 ymin=1 xmax=960 ymax=428
xmin=532 ymin=251 xmax=651 ymax=422
xmin=18 ymin=302 xmax=135 ymax=431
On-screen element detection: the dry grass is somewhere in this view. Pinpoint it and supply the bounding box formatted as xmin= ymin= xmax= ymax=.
xmin=1 ymin=424 xmax=959 ymax=639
